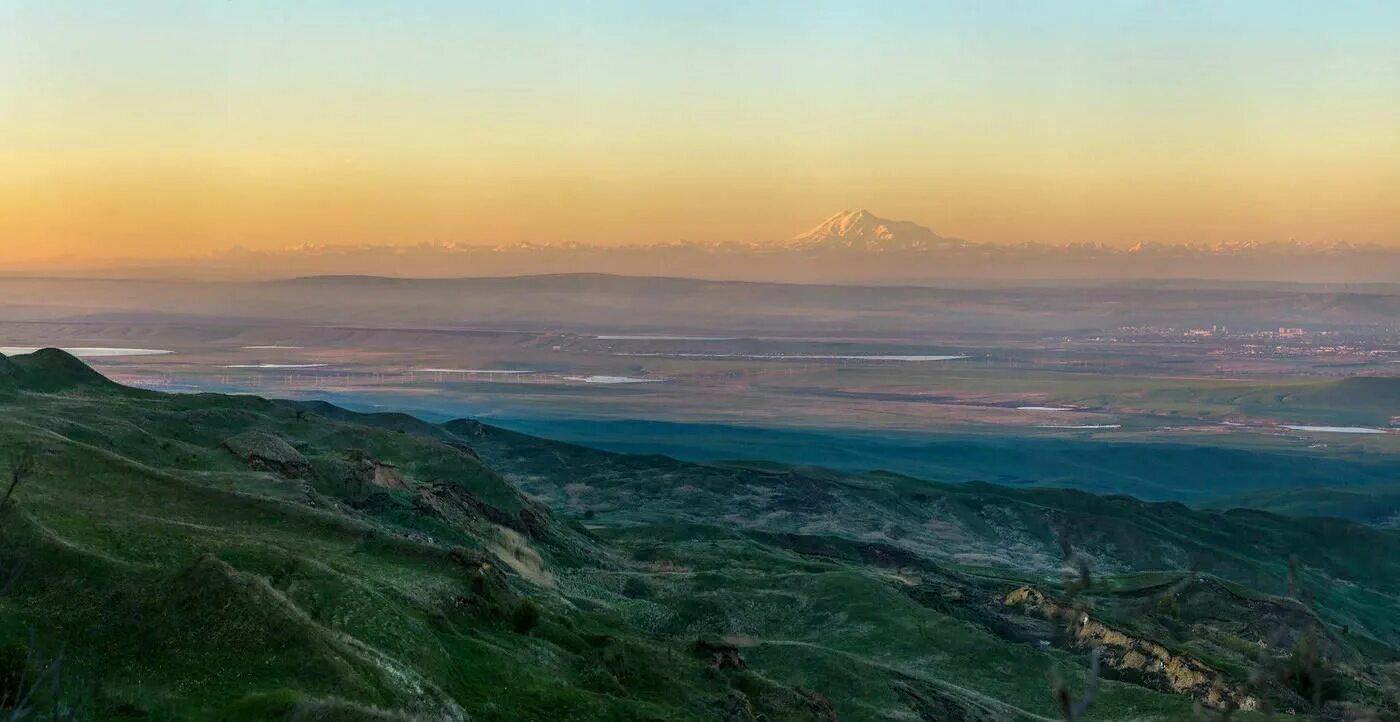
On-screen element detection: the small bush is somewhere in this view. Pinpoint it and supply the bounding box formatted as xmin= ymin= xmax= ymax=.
xmin=511 ymin=599 xmax=541 ymax=634
xmin=1280 ymin=633 xmax=1344 ymax=705
xmin=1155 ymin=593 xmax=1179 ymax=618
xmin=0 ymin=640 xmax=33 ymax=709
xmin=622 ymin=576 xmax=651 ymax=600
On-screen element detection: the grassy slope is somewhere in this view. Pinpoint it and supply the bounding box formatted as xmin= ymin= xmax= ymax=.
xmin=461 ymin=423 xmax=1400 ymax=644
xmin=0 ymin=351 xmax=1395 ymax=720
xmin=0 ymin=355 xmax=757 ymax=720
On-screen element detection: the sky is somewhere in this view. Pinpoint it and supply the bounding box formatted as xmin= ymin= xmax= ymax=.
xmin=2 ymin=0 xmax=1399 ymax=263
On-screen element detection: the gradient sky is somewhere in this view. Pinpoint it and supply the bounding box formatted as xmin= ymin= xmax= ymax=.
xmin=2 ymin=0 xmax=1399 ymax=261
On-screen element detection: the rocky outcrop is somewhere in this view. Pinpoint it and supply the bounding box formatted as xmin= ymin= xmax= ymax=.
xmin=448 ymin=420 xmax=489 ymax=439
xmin=516 ymin=506 xmax=549 ymax=538
xmin=221 ymin=431 xmax=312 ymax=478
xmin=1004 ymin=586 xmax=1257 ymax=711
xmin=339 ymin=450 xmax=415 ymax=494
xmin=415 ymin=483 xmax=516 ymax=531
xmin=694 ymin=639 xmax=745 ymax=670
xmin=370 ymin=462 xmax=412 ymax=492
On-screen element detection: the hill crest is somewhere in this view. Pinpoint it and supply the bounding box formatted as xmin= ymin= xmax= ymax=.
xmin=1 ymin=347 xmax=116 ymax=391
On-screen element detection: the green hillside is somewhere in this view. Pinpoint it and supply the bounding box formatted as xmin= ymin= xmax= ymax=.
xmin=0 ymin=350 xmax=1396 ymax=720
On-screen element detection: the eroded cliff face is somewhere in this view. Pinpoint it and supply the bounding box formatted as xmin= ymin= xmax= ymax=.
xmin=1004 ymin=586 xmax=1259 ymax=712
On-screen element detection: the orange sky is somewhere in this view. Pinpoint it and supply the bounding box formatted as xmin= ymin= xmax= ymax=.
xmin=2 ymin=2 xmax=1398 ymax=264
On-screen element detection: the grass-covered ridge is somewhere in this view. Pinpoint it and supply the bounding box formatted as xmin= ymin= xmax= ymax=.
xmin=0 ymin=350 xmax=1396 ymax=720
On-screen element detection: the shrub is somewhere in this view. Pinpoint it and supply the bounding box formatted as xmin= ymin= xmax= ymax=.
xmin=0 ymin=640 xmax=33 ymax=709
xmin=1155 ymin=593 xmax=1179 ymax=618
xmin=622 ymin=576 xmax=651 ymax=600
xmin=511 ymin=599 xmax=541 ymax=634
xmin=1280 ymin=633 xmax=1344 ymax=705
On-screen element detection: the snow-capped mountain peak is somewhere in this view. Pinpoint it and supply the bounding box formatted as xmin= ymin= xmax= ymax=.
xmin=786 ymin=210 xmax=952 ymax=251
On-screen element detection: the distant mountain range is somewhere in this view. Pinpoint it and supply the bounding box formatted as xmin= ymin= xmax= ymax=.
xmin=8 ymin=210 xmax=1399 ymax=283
xmin=256 ymin=210 xmax=1384 ymax=257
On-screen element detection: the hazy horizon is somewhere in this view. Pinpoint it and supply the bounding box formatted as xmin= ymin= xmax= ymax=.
xmin=6 ymin=208 xmax=1399 ymax=284
xmin=4 ymin=1 xmax=1400 ymax=272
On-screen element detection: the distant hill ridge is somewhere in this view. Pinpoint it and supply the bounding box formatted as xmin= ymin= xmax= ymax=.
xmin=0 ymin=353 xmax=20 ymax=385
xmin=0 ymin=347 xmax=116 ymax=392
